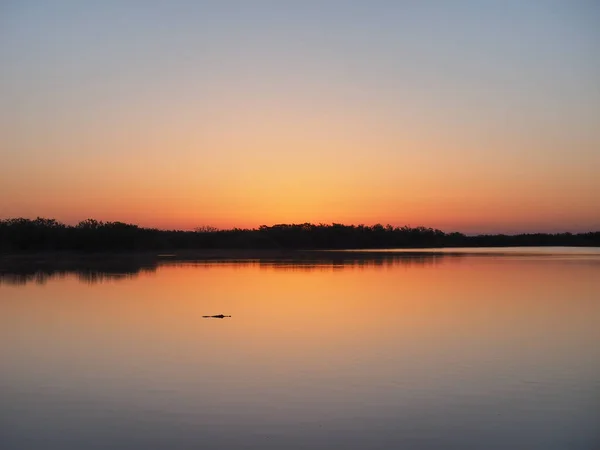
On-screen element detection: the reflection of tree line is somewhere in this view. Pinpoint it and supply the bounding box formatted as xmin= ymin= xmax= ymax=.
xmin=0 ymin=270 xmax=141 ymax=286
xmin=1 ymin=218 xmax=599 ymax=252
xmin=168 ymin=254 xmax=451 ymax=271
xmin=0 ymin=258 xmax=158 ymax=285
xmin=257 ymin=255 xmax=451 ymax=270
xmin=0 ymin=254 xmax=454 ymax=286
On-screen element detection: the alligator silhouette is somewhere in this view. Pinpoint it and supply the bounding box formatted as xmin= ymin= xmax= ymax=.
xmin=202 ymin=314 xmax=231 ymax=318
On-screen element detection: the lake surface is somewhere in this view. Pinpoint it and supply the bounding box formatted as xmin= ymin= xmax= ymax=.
xmin=1 ymin=249 xmax=599 ymax=450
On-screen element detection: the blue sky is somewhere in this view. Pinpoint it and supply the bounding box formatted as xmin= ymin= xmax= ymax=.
xmin=1 ymin=1 xmax=599 ymax=232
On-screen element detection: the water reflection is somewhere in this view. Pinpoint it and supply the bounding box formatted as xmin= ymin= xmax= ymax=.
xmin=3 ymin=248 xmax=600 ymax=286
xmin=1 ymin=252 xmax=599 ymax=450
xmin=0 ymin=253 xmax=455 ymax=285
xmin=0 ymin=264 xmax=156 ymax=285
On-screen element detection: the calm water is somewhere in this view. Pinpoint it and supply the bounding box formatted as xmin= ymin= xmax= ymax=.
xmin=1 ymin=250 xmax=599 ymax=450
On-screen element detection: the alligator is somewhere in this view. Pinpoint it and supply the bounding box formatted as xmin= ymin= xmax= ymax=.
xmin=202 ymin=314 xmax=231 ymax=318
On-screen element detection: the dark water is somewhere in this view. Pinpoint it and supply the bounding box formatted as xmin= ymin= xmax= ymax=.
xmin=1 ymin=249 xmax=599 ymax=449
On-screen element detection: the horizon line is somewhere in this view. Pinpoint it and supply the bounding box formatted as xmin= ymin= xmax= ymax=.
xmin=1 ymin=216 xmax=599 ymax=237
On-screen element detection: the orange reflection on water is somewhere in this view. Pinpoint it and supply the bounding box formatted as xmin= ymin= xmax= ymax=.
xmin=1 ymin=253 xmax=599 ymax=450
xmin=2 ymin=256 xmax=598 ymax=378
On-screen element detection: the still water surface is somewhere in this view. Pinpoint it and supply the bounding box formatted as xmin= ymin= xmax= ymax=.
xmin=1 ymin=250 xmax=599 ymax=449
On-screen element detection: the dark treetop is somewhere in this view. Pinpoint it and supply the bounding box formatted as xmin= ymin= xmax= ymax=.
xmin=1 ymin=218 xmax=598 ymax=252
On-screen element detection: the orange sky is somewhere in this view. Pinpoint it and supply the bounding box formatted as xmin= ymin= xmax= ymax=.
xmin=1 ymin=2 xmax=599 ymax=233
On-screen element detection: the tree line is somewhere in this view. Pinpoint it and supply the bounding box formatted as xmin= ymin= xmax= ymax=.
xmin=0 ymin=217 xmax=598 ymax=252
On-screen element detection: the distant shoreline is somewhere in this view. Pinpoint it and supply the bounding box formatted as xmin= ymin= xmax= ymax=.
xmin=1 ymin=219 xmax=599 ymax=253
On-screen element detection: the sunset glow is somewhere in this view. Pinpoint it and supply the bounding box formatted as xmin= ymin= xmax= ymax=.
xmin=2 ymin=2 xmax=599 ymax=233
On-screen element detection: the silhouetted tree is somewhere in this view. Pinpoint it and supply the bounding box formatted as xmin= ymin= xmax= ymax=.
xmin=195 ymin=225 xmax=219 ymax=233
xmin=0 ymin=217 xmax=598 ymax=252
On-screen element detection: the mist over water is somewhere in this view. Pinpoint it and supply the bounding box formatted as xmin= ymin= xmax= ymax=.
xmin=1 ymin=250 xmax=599 ymax=449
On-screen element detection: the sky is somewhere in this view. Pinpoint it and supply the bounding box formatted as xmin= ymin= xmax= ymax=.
xmin=1 ymin=0 xmax=599 ymax=234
